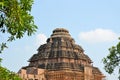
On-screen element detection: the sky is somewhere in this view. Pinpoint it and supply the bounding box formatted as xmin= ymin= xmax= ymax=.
xmin=1 ymin=0 xmax=120 ymax=80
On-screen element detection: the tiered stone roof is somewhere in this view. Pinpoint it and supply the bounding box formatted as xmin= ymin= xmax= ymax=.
xmin=28 ymin=28 xmax=93 ymax=71
xmin=19 ymin=28 xmax=105 ymax=80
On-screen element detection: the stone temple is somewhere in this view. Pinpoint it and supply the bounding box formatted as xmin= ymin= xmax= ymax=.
xmin=18 ymin=28 xmax=105 ymax=80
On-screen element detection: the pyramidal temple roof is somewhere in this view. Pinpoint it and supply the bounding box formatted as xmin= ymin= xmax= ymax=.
xmin=28 ymin=28 xmax=93 ymax=71
xmin=19 ymin=28 xmax=105 ymax=80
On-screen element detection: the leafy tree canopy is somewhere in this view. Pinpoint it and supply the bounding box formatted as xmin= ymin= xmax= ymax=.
xmin=0 ymin=66 xmax=22 ymax=80
xmin=0 ymin=0 xmax=37 ymax=79
xmin=103 ymin=38 xmax=120 ymax=80
xmin=0 ymin=0 xmax=37 ymax=53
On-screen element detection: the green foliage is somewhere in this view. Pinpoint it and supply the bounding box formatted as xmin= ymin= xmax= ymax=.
xmin=0 ymin=43 xmax=7 ymax=53
xmin=103 ymin=38 xmax=120 ymax=80
xmin=0 ymin=0 xmax=37 ymax=53
xmin=0 ymin=0 xmax=37 ymax=79
xmin=0 ymin=66 xmax=22 ymax=80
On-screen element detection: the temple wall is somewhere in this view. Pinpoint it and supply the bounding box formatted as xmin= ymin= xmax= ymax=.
xmin=18 ymin=68 xmax=46 ymax=80
xmin=45 ymin=70 xmax=84 ymax=80
xmin=84 ymin=66 xmax=93 ymax=80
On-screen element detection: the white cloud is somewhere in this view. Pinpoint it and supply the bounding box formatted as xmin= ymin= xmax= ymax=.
xmin=36 ymin=33 xmax=47 ymax=46
xmin=79 ymin=28 xmax=119 ymax=43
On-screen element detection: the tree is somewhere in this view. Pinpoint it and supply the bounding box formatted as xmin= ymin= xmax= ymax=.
xmin=0 ymin=66 xmax=22 ymax=80
xmin=0 ymin=0 xmax=37 ymax=53
xmin=103 ymin=38 xmax=120 ymax=80
xmin=0 ymin=0 xmax=37 ymax=79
